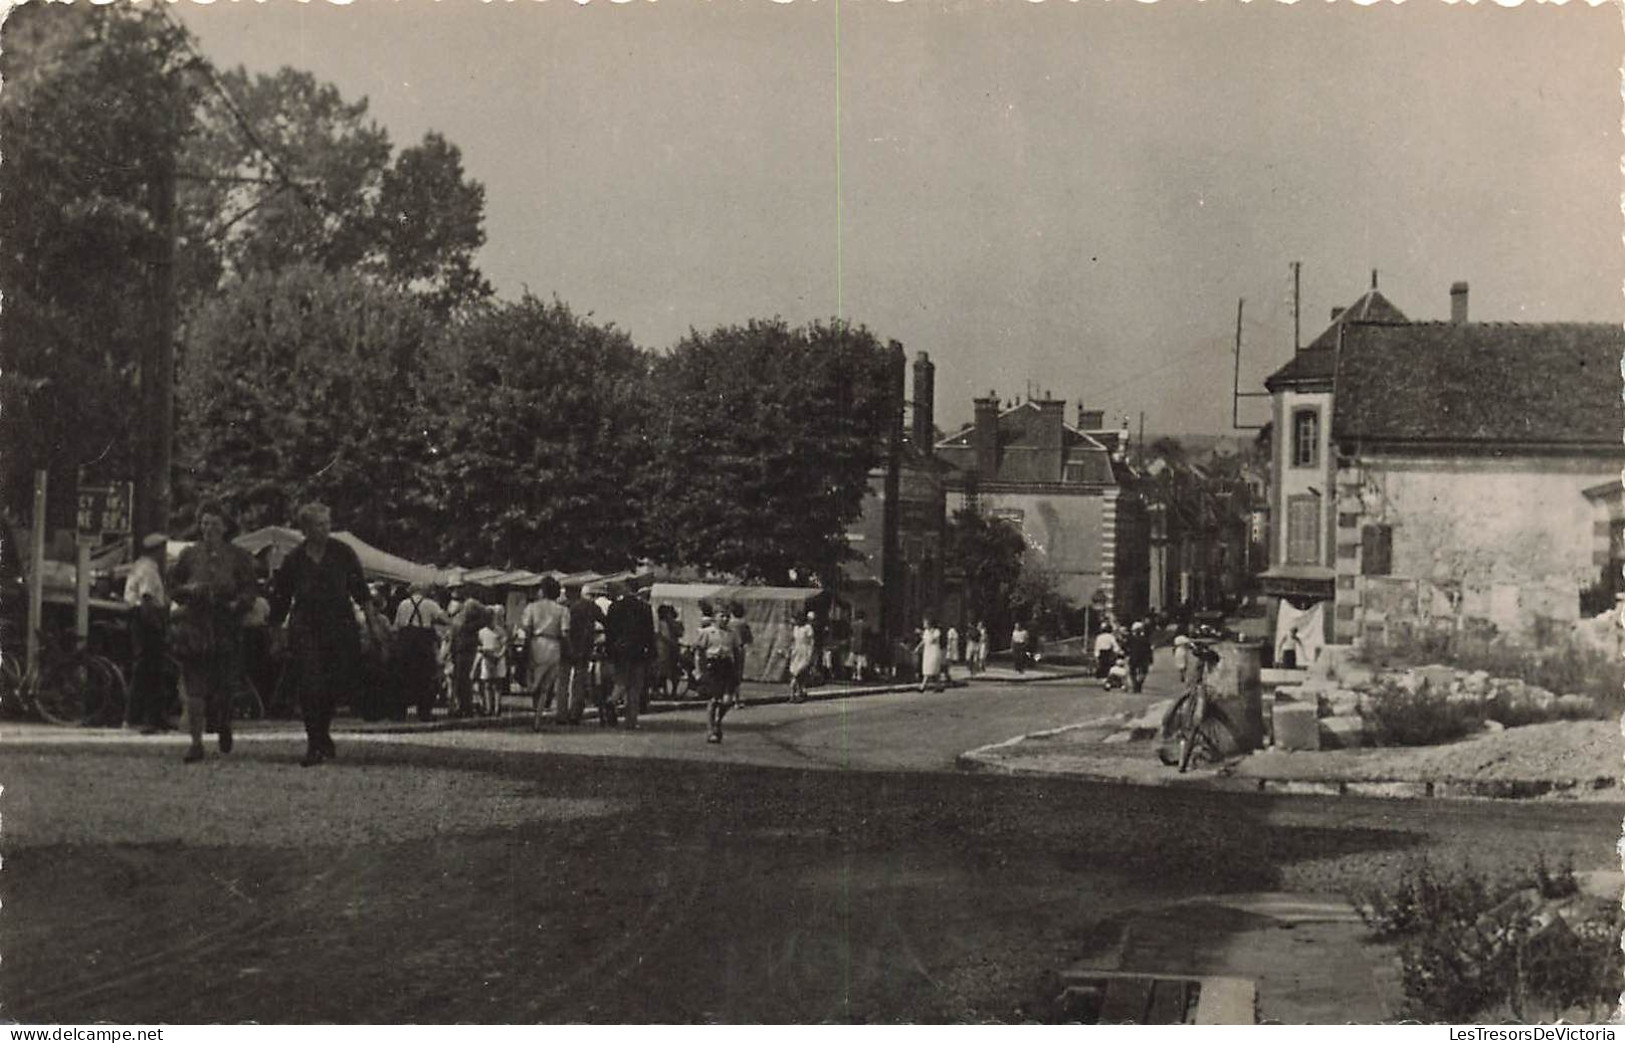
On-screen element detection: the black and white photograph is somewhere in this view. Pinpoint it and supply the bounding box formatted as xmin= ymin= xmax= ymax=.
xmin=2 ymin=0 xmax=1622 ymax=1027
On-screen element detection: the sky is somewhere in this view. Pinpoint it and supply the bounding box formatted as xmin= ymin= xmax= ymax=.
xmin=173 ymin=0 xmax=1623 ymax=439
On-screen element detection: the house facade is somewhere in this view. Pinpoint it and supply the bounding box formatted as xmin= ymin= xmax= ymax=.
xmin=934 ymin=396 xmax=1148 ymax=619
xmin=1260 ymin=281 xmax=1625 ymax=657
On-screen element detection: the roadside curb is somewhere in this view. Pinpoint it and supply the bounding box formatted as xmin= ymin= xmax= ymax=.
xmin=954 ymin=747 xmax=1623 ymax=802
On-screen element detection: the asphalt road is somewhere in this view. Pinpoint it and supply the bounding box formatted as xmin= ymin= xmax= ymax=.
xmin=2 ymin=666 xmax=1618 ymax=1024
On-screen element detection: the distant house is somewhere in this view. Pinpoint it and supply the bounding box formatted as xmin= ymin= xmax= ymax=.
xmin=934 ymin=396 xmax=1148 ymax=619
xmin=1259 ymin=281 xmax=1625 ymax=657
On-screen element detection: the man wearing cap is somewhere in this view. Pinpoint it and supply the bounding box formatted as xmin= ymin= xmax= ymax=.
xmin=124 ymin=533 xmax=172 ymax=733
xmin=603 ymin=580 xmax=656 ymax=729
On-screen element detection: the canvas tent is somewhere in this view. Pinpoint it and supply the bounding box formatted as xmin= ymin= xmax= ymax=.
xmin=649 ymin=582 xmax=832 ymax=683
xmin=233 ymin=526 xmax=451 ymax=589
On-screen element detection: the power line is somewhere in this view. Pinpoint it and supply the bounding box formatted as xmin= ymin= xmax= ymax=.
xmin=153 ymin=4 xmax=334 ymax=220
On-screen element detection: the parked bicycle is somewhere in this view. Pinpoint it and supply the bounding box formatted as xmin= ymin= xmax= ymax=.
xmin=1156 ymin=633 xmax=1240 ymax=773
xmin=2 ymin=626 xmax=129 ymax=726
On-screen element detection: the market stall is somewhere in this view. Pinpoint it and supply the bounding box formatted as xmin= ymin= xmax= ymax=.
xmin=648 ymin=582 xmax=833 ymax=683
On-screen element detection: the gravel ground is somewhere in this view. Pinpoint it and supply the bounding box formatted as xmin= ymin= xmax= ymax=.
xmin=1241 ymin=719 xmax=1623 ymax=785
xmin=985 ymin=718 xmax=1624 ymax=795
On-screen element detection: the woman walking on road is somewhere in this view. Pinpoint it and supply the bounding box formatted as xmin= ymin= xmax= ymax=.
xmin=270 ymin=502 xmax=369 ymax=767
xmin=170 ymin=501 xmax=258 ymax=764
xmin=788 ymin=610 xmax=817 ymax=704
xmin=916 ymin=617 xmax=945 ymax=693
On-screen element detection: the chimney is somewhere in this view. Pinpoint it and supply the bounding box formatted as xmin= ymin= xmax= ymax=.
xmin=1077 ymin=406 xmax=1105 ymax=431
xmin=973 ymin=392 xmax=1000 ymax=479
xmin=911 ymin=352 xmax=935 ymax=455
xmin=1450 ymin=281 xmax=1469 ymax=324
xmin=1035 ymin=397 xmax=1066 ymax=481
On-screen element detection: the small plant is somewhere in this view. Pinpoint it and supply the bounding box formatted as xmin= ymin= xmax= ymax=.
xmin=1366 ymin=629 xmax=1625 ymax=720
xmin=1347 ymin=855 xmax=1622 ymax=1023
xmin=1532 ymin=852 xmax=1578 ymax=900
xmin=1361 ymin=678 xmax=1481 ymax=747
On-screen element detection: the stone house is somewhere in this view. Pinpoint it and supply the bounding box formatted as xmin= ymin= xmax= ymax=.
xmin=933 ymin=395 xmax=1149 ymax=618
xmin=1260 ymin=281 xmax=1625 ymax=656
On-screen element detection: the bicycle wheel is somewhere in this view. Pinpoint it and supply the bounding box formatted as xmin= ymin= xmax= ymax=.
xmin=0 ymin=655 xmax=26 ymax=718
xmin=90 ymin=655 xmax=127 ymax=726
xmin=233 ymin=676 xmax=266 ymax=721
xmin=1157 ymin=693 xmax=1200 ymax=767
xmin=32 ymin=653 xmax=116 ymax=726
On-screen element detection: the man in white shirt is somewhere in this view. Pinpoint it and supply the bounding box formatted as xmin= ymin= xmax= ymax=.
xmin=123 ymin=533 xmax=171 ymax=733
xmin=395 ymin=582 xmax=452 ymax=722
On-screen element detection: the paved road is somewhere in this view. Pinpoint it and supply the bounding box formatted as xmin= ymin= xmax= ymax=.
xmin=3 ymin=666 xmax=1618 ymax=1024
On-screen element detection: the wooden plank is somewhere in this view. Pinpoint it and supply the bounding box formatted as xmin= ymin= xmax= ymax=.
xmin=1098 ymin=977 xmax=1155 ymax=1024
xmin=1145 ymin=978 xmax=1192 ymax=1024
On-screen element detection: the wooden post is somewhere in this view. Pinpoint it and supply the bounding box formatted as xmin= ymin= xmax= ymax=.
xmin=27 ymin=470 xmax=46 ymax=678
xmin=74 ymin=537 xmax=91 ymax=651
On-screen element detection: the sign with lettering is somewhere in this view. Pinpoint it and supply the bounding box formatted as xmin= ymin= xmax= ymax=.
xmin=77 ymin=481 xmax=133 ymax=537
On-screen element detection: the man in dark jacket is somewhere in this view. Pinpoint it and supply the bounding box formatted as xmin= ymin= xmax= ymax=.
xmin=1124 ymin=621 xmax=1154 ymax=693
xmin=603 ymin=581 xmax=656 ymax=729
xmin=560 ymin=582 xmax=605 ymax=725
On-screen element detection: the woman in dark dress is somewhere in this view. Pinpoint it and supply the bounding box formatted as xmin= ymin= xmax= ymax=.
xmin=169 ymin=500 xmax=258 ymax=763
xmin=269 ymin=502 xmax=368 ymax=767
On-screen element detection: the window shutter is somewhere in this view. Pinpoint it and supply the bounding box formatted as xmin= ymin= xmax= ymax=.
xmin=1360 ymin=524 xmax=1392 ymax=576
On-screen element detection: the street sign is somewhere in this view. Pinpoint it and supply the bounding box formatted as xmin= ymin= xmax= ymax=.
xmin=77 ymin=481 xmax=133 ymax=537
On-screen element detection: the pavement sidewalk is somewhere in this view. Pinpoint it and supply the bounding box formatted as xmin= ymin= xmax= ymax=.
xmin=0 ymin=664 xmax=1087 ymax=745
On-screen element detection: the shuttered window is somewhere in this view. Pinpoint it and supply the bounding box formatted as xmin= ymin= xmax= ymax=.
xmin=1361 ymin=524 xmax=1393 ymax=576
xmin=1286 ymin=494 xmax=1320 ymax=565
xmin=1292 ymin=409 xmax=1319 ymax=468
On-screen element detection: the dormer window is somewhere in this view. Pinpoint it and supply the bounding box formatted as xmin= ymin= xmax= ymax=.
xmin=1292 ymin=409 xmax=1319 ymax=468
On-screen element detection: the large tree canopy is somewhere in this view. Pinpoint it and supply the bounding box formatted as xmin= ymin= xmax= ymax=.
xmin=0 ymin=2 xmax=198 ymax=514
xmin=184 ymin=68 xmax=492 ymax=315
xmin=176 ymin=264 xmax=439 ymax=550
xmin=420 ymin=295 xmax=651 ymax=570
xmin=647 ymin=319 xmax=895 ymax=585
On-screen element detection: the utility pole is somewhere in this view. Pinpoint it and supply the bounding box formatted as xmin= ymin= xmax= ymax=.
xmin=137 ymin=115 xmax=178 ymax=539
xmin=1232 ymin=296 xmax=1268 ymax=431
xmin=1291 ymin=260 xmax=1302 ymax=352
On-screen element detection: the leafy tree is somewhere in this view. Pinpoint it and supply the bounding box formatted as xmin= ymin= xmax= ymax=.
xmin=0 ymin=2 xmax=200 ymax=515
xmin=945 ymin=507 xmax=1027 ymax=636
xmin=176 ymin=265 xmax=440 ymax=551
xmin=420 ymin=295 xmax=651 ymax=570
xmin=184 ymin=68 xmax=491 ymax=314
xmin=646 ymin=319 xmax=895 ymax=584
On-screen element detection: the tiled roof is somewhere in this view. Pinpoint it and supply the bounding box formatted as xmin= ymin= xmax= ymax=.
xmin=935 ymin=400 xmax=1118 ymax=486
xmin=1332 ymin=322 xmax=1625 ymax=447
xmin=1264 ymin=289 xmax=1408 ymax=391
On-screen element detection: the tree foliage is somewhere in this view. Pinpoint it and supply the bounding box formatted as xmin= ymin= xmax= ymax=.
xmin=176 ymin=265 xmax=438 ymax=549
xmin=945 ymin=507 xmax=1027 ymax=634
xmin=420 ymin=295 xmax=651 ymax=569
xmin=0 ymin=2 xmax=198 ymax=511
xmin=185 ymin=68 xmax=492 ymax=314
xmin=646 ymin=320 xmax=895 ymax=584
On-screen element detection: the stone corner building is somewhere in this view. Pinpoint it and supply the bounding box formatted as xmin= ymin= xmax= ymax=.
xmin=934 ymin=394 xmax=1149 ymax=620
xmin=1260 ymin=280 xmax=1624 ymax=655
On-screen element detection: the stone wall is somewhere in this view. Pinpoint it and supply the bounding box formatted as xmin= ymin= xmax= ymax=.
xmin=1334 ymin=452 xmax=1620 ymax=645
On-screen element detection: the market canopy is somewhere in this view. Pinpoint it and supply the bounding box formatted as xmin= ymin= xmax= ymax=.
xmin=233 ymin=526 xmax=451 ymax=589
xmin=649 ymin=582 xmax=833 ymax=683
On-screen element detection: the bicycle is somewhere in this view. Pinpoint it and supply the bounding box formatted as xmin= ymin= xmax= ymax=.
xmin=1156 ymin=636 xmax=1240 ymax=773
xmin=20 ymin=626 xmax=128 ymax=727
